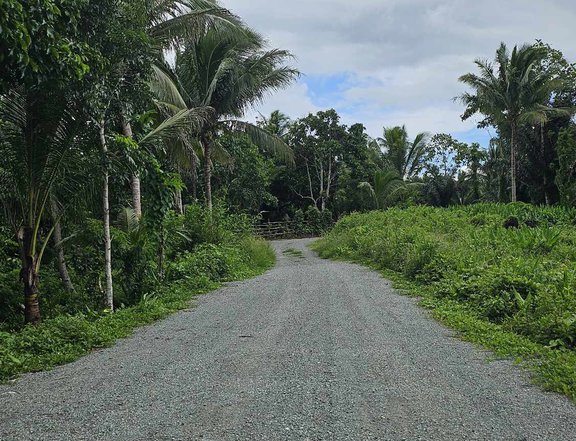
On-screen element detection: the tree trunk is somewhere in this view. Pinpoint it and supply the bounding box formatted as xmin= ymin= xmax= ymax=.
xmin=121 ymin=117 xmax=142 ymax=218
xmin=510 ymin=123 xmax=517 ymax=203
xmin=319 ymin=164 xmax=325 ymax=211
xmin=131 ymin=175 xmax=142 ymax=218
xmin=541 ymin=123 xmax=551 ymax=206
xmin=158 ymin=232 xmax=166 ymax=280
xmin=18 ymin=227 xmax=41 ymax=325
xmin=544 ymin=183 xmax=551 ymax=206
xmin=175 ymin=188 xmax=184 ymax=214
xmin=50 ymin=197 xmax=74 ymax=292
xmin=190 ymin=152 xmax=198 ymax=201
xmin=100 ymin=122 xmax=114 ymax=311
xmin=498 ymin=171 xmax=506 ymax=203
xmin=325 ymin=159 xmax=333 ymax=211
xmin=202 ymin=136 xmax=212 ymax=211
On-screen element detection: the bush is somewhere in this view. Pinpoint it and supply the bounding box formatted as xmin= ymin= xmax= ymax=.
xmin=314 ymin=204 xmax=576 ymax=348
xmin=0 ymin=227 xmax=22 ymax=329
xmin=0 ymin=233 xmax=275 ymax=382
xmin=182 ymin=202 xmax=253 ymax=246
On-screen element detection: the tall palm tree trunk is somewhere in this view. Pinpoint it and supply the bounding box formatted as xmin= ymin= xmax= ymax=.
xmin=99 ymin=121 xmax=114 ymax=311
xmin=202 ymin=135 xmax=212 ymax=211
xmin=191 ymin=153 xmax=198 ymax=201
xmin=121 ymin=117 xmax=142 ymax=218
xmin=511 ymin=123 xmax=518 ymax=203
xmin=50 ymin=197 xmax=74 ymax=292
xmin=131 ymin=175 xmax=142 ymax=218
xmin=175 ymin=188 xmax=184 ymax=214
xmin=541 ymin=123 xmax=551 ymax=206
xmin=18 ymin=226 xmax=41 ymax=325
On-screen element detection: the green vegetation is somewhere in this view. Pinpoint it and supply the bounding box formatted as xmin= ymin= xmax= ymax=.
xmin=0 ymin=0 xmax=302 ymax=383
xmin=254 ymin=41 xmax=576 ymax=222
xmin=0 ymin=0 xmax=298 ymax=328
xmin=1 ymin=0 xmax=576 ymax=399
xmin=313 ymin=204 xmax=576 ymax=399
xmin=0 ymin=206 xmax=275 ymax=382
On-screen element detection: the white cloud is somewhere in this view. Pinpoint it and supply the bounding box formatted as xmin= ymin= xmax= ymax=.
xmin=223 ymin=0 xmax=576 ymax=141
xmin=242 ymin=81 xmax=321 ymax=125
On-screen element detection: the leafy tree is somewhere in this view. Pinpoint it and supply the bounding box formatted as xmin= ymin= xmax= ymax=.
xmin=77 ymin=0 xmax=156 ymax=311
xmin=483 ymin=138 xmax=509 ymax=202
xmin=289 ymin=110 xmax=347 ymax=211
xmin=460 ymin=142 xmax=487 ymax=203
xmin=422 ymin=134 xmax=487 ymax=205
xmin=0 ymin=0 xmax=90 ymax=92
xmin=556 ymin=126 xmax=576 ymax=207
xmin=518 ymin=41 xmax=576 ymax=205
xmin=425 ymin=134 xmax=468 ymax=177
xmin=214 ymin=135 xmax=276 ymax=215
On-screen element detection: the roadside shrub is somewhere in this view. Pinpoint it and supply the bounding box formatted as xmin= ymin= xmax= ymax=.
xmin=183 ymin=202 xmax=252 ymax=246
xmin=314 ymin=204 xmax=576 ymax=349
xmin=0 ymin=230 xmax=275 ymax=382
xmin=0 ymin=227 xmax=22 ymax=329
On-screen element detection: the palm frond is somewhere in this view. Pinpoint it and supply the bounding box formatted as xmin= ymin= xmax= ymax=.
xmin=141 ymin=106 xmax=213 ymax=146
xmin=150 ymin=64 xmax=189 ymax=110
xmin=150 ymin=1 xmax=241 ymax=49
xmin=211 ymin=139 xmax=233 ymax=165
xmin=222 ymin=119 xmax=294 ymax=164
xmin=116 ymin=207 xmax=140 ymax=234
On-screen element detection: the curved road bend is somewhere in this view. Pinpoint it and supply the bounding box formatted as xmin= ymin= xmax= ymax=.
xmin=1 ymin=238 xmax=575 ymax=440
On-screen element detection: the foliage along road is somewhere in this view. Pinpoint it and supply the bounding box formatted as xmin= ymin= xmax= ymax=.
xmin=1 ymin=239 xmax=575 ymax=440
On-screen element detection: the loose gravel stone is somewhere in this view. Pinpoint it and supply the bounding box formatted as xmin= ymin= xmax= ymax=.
xmin=1 ymin=238 xmax=575 ymax=440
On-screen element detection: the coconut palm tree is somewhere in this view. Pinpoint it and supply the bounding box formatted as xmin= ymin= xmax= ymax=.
xmin=458 ymin=42 xmax=556 ymax=202
xmin=258 ymin=110 xmax=292 ymax=139
xmin=122 ymin=0 xmax=242 ymax=218
xmin=152 ymin=26 xmax=299 ymax=210
xmin=374 ymin=126 xmax=431 ymax=181
xmin=0 ymin=89 xmax=82 ymax=324
xmin=359 ymin=170 xmax=406 ymax=210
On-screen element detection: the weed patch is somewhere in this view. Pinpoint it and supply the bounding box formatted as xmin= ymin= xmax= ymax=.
xmin=283 ymin=248 xmax=305 ymax=258
xmin=313 ymin=203 xmax=576 ymax=400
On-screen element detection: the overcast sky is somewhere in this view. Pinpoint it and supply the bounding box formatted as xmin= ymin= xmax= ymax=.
xmin=223 ymin=0 xmax=576 ymax=146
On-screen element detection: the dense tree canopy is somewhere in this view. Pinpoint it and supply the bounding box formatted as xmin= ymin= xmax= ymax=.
xmin=0 ymin=0 xmax=574 ymax=337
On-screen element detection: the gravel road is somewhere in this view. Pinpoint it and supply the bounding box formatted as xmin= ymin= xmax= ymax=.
xmin=1 ymin=238 xmax=575 ymax=441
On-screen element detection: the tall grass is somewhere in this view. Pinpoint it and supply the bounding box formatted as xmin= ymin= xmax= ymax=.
xmin=313 ymin=203 xmax=576 ymax=399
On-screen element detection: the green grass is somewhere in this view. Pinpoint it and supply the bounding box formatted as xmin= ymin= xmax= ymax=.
xmin=283 ymin=248 xmax=305 ymax=258
xmin=0 ymin=236 xmax=275 ymax=383
xmin=312 ymin=203 xmax=576 ymax=400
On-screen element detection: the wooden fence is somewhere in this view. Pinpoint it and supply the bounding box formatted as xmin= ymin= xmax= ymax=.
xmin=253 ymin=221 xmax=306 ymax=240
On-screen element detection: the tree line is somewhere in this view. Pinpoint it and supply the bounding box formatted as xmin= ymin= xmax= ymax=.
xmin=0 ymin=0 xmax=298 ymax=325
xmin=250 ymin=41 xmax=576 ymax=221
xmin=1 ymin=1 xmax=575 ymax=329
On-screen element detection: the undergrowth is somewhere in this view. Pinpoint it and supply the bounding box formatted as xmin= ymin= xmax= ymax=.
xmin=0 ymin=236 xmax=274 ymax=382
xmin=312 ymin=203 xmax=576 ymax=400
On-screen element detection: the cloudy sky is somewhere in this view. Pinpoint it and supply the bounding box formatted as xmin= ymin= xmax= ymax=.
xmin=223 ymin=0 xmax=576 ymax=146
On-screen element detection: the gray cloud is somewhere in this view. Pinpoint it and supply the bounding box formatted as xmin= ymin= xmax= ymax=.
xmin=224 ymin=0 xmax=576 ymax=139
